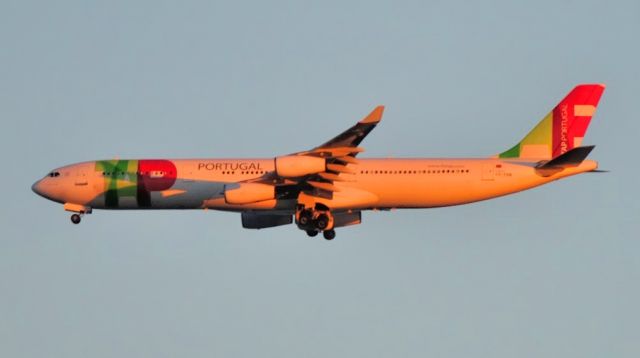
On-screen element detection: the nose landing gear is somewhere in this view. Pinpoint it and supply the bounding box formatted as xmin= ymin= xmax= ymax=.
xmin=64 ymin=203 xmax=92 ymax=225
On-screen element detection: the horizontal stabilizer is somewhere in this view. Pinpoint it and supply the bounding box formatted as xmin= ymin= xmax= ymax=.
xmin=535 ymin=145 xmax=595 ymax=177
xmin=537 ymin=145 xmax=595 ymax=169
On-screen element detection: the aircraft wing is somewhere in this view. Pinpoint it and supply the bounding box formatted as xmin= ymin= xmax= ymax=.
xmin=289 ymin=106 xmax=383 ymax=197
xmin=245 ymin=106 xmax=384 ymax=199
xmin=295 ymin=105 xmax=384 ymax=157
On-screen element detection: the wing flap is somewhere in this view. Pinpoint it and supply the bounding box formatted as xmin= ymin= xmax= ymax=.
xmin=317 ymin=172 xmax=355 ymax=182
xmin=334 ymin=156 xmax=360 ymax=165
xmin=326 ymin=163 xmax=357 ymax=174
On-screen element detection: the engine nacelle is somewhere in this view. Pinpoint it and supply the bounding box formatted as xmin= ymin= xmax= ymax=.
xmin=224 ymin=183 xmax=275 ymax=205
xmin=241 ymin=212 xmax=293 ymax=229
xmin=274 ymin=155 xmax=326 ymax=178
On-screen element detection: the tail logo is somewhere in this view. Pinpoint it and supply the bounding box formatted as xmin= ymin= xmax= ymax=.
xmin=499 ymin=84 xmax=605 ymax=160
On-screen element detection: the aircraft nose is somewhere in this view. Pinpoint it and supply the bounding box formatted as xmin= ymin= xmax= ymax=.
xmin=32 ymin=179 xmax=46 ymax=197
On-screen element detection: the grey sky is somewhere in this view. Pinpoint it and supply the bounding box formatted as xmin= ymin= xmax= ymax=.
xmin=1 ymin=0 xmax=639 ymax=357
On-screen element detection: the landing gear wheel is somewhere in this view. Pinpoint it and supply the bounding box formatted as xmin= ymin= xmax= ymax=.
xmin=70 ymin=214 xmax=81 ymax=224
xmin=306 ymin=230 xmax=319 ymax=237
xmin=298 ymin=210 xmax=313 ymax=226
xmin=323 ymin=229 xmax=336 ymax=240
xmin=314 ymin=214 xmax=329 ymax=230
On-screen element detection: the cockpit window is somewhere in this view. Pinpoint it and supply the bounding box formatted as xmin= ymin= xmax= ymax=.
xmin=48 ymin=171 xmax=61 ymax=177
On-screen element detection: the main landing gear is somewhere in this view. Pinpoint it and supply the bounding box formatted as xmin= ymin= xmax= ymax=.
xmin=297 ymin=206 xmax=337 ymax=240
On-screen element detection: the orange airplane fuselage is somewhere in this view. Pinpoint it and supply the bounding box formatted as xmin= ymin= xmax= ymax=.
xmin=32 ymin=157 xmax=597 ymax=211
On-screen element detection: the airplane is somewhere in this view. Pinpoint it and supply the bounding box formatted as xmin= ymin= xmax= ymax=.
xmin=32 ymin=84 xmax=605 ymax=240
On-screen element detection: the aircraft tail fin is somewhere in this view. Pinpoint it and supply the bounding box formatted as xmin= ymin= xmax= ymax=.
xmin=498 ymin=84 xmax=605 ymax=160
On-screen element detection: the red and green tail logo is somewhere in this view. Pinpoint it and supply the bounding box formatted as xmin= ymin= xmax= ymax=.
xmin=499 ymin=84 xmax=605 ymax=159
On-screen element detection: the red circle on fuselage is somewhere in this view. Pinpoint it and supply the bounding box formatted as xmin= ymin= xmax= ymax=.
xmin=138 ymin=160 xmax=177 ymax=192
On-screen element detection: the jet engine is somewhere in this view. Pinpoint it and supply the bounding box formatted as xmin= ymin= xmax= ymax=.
xmin=274 ymin=155 xmax=326 ymax=178
xmin=224 ymin=183 xmax=275 ymax=205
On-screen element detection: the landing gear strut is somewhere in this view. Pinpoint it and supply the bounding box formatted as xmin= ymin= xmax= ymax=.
xmin=70 ymin=213 xmax=81 ymax=224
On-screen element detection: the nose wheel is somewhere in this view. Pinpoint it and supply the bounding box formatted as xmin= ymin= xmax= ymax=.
xmin=65 ymin=204 xmax=91 ymax=225
xmin=70 ymin=213 xmax=81 ymax=224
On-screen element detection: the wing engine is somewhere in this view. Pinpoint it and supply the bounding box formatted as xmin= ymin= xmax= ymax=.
xmin=274 ymin=155 xmax=326 ymax=178
xmin=241 ymin=212 xmax=293 ymax=229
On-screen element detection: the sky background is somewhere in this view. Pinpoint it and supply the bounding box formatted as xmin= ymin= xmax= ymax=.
xmin=1 ymin=0 xmax=639 ymax=357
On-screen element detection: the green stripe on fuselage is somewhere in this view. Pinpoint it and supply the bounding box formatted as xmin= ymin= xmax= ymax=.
xmin=95 ymin=160 xmax=138 ymax=208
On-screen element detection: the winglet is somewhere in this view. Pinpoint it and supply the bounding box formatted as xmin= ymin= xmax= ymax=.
xmin=359 ymin=105 xmax=385 ymax=124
